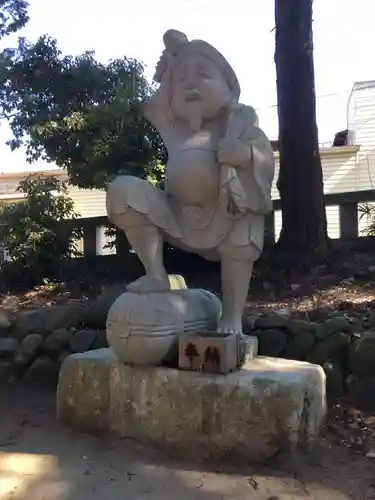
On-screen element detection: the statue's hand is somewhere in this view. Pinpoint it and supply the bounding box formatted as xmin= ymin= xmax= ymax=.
xmin=217 ymin=137 xmax=252 ymax=169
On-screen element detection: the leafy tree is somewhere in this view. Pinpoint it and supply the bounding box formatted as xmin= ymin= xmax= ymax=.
xmin=274 ymin=0 xmax=328 ymax=267
xmin=0 ymin=0 xmax=28 ymax=39
xmin=359 ymin=203 xmax=375 ymax=236
xmin=0 ymin=36 xmax=166 ymax=190
xmin=0 ymin=173 xmax=82 ymax=285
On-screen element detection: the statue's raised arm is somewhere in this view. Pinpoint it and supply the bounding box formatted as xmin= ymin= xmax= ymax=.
xmin=144 ymin=30 xmax=188 ymax=149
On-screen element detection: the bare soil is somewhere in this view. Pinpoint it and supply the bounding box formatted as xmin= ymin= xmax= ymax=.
xmin=0 ymin=385 xmax=375 ymax=500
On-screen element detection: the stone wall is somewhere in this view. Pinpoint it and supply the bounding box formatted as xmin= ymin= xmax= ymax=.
xmin=1 ymin=285 xmax=375 ymax=412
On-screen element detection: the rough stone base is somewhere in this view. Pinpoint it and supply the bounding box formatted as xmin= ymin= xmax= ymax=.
xmin=57 ymin=348 xmax=326 ymax=462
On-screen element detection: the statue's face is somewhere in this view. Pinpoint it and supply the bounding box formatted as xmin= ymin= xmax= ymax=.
xmin=170 ymin=54 xmax=232 ymax=131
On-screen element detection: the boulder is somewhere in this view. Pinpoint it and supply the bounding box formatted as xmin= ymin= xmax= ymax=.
xmin=43 ymin=328 xmax=71 ymax=356
xmin=315 ymin=316 xmax=351 ymax=340
xmin=256 ymin=329 xmax=287 ymax=357
xmin=306 ymin=332 xmax=351 ymax=365
xmin=0 ymin=308 xmax=11 ymax=330
xmin=57 ymin=349 xmax=326 ymax=463
xmin=12 ymin=305 xmax=84 ymax=340
xmin=255 ymin=313 xmax=287 ymax=330
xmin=0 ymin=337 xmax=18 ymax=358
xmin=14 ymin=333 xmax=43 ymax=367
xmin=350 ymin=332 xmax=375 ymax=378
xmin=348 ymin=376 xmax=375 ymax=412
xmin=70 ymin=329 xmax=98 ymax=353
xmin=323 ymin=361 xmax=345 ymax=402
xmin=285 ymin=319 xmax=317 ymax=336
xmin=0 ymin=360 xmax=14 ymax=383
xmin=91 ymin=330 xmax=108 ymax=350
xmin=284 ymin=331 xmax=315 ymax=361
xmin=364 ymin=310 xmax=375 ymax=329
xmin=57 ymin=350 xmax=71 ymax=369
xmin=23 ymin=356 xmax=56 ymax=384
xmin=83 ymin=284 xmax=129 ymax=328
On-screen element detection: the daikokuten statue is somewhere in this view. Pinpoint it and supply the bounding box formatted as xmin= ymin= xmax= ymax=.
xmin=106 ymin=30 xmax=275 ymax=335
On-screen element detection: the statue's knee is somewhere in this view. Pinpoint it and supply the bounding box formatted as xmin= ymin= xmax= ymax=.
xmin=219 ymin=243 xmax=261 ymax=262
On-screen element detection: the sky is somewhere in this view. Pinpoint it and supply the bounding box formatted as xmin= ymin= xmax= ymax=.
xmin=0 ymin=0 xmax=374 ymax=172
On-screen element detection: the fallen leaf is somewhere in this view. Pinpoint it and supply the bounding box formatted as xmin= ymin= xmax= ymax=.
xmin=247 ymin=477 xmax=258 ymax=489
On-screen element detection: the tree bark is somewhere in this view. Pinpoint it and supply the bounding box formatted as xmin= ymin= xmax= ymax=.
xmin=274 ymin=0 xmax=327 ymax=268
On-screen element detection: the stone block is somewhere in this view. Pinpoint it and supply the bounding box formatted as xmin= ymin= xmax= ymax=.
xmin=57 ymin=349 xmax=326 ymax=462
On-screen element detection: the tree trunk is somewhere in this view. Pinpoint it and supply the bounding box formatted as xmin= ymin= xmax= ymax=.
xmin=274 ymin=0 xmax=327 ymax=268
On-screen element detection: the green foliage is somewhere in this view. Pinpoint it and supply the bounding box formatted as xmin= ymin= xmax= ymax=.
xmin=0 ymin=173 xmax=82 ymax=284
xmin=359 ymin=203 xmax=375 ymax=236
xmin=0 ymin=0 xmax=28 ymax=39
xmin=0 ymin=36 xmax=166 ymax=190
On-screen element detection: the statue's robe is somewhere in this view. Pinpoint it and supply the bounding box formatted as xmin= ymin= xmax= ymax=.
xmin=106 ymin=99 xmax=274 ymax=262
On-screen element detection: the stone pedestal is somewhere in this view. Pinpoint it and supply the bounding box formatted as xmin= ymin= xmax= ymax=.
xmin=57 ymin=348 xmax=326 ymax=462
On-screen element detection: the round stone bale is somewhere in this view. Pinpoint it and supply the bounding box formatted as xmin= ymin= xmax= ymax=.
xmin=106 ymin=289 xmax=222 ymax=365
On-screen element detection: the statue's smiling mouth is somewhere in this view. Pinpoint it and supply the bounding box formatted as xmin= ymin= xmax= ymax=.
xmin=185 ymin=90 xmax=202 ymax=102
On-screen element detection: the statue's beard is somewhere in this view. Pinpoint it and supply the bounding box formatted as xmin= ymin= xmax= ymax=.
xmin=185 ymin=101 xmax=203 ymax=132
xmin=171 ymin=100 xmax=205 ymax=132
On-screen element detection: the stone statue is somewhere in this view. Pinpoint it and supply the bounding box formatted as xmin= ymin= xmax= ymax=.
xmin=106 ymin=29 xmax=275 ymax=335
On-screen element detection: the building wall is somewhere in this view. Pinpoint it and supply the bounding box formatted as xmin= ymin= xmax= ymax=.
xmin=273 ymin=147 xmax=359 ymax=240
xmin=348 ymin=81 xmax=375 ymax=190
xmin=66 ymin=185 xmax=107 ymax=218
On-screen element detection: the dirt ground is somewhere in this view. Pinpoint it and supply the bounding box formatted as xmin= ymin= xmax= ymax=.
xmin=0 ymin=386 xmax=374 ymax=500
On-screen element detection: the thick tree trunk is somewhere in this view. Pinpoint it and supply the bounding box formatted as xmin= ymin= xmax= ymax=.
xmin=275 ymin=0 xmax=327 ymax=267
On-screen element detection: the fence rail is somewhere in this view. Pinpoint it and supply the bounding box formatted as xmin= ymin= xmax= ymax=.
xmin=70 ymin=189 xmax=375 ymax=257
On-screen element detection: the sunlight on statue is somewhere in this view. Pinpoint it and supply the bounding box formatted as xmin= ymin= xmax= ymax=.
xmin=106 ymin=29 xmax=275 ymax=335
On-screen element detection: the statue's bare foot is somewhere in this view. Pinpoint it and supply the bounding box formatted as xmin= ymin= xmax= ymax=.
xmin=217 ymin=314 xmax=243 ymax=335
xmin=127 ymin=275 xmax=170 ymax=294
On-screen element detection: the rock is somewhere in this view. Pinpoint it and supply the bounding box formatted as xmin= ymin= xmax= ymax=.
xmin=43 ymin=328 xmax=71 ymax=356
xmin=57 ymin=349 xmax=326 ymax=462
xmin=107 ymin=289 xmax=221 ymax=365
xmin=306 ymin=307 xmax=332 ymax=323
xmin=242 ymin=316 xmax=255 ymax=335
xmin=256 ymin=329 xmax=287 ymax=357
xmin=23 ymin=356 xmax=56 ymax=384
xmin=348 ymin=317 xmax=363 ymax=334
xmin=91 ymin=330 xmax=108 ymax=350
xmin=348 ymin=377 xmax=375 ymax=412
xmin=255 ymin=314 xmax=287 ymax=330
xmin=0 ymin=337 xmax=18 ymax=358
xmin=57 ymin=350 xmax=71 ymax=369
xmin=284 ymin=331 xmax=315 ymax=361
xmin=83 ymin=284 xmax=129 ymax=328
xmin=14 ymin=333 xmax=43 ymax=367
xmin=306 ymin=332 xmax=351 ymax=365
xmin=365 ymin=310 xmax=375 ymax=328
xmin=350 ymin=333 xmax=375 ymax=378
xmin=0 ymin=308 xmax=11 ymax=329
xmin=285 ymin=319 xmax=317 ymax=336
xmin=315 ymin=316 xmax=351 ymax=340
xmin=0 ymin=360 xmax=14 ymax=383
xmin=12 ymin=305 xmax=84 ymax=340
xmin=70 ymin=329 xmax=98 ymax=353
xmin=323 ymin=361 xmax=344 ymax=401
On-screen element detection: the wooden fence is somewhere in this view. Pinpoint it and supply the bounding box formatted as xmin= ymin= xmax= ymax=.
xmin=72 ymin=189 xmax=375 ymax=257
